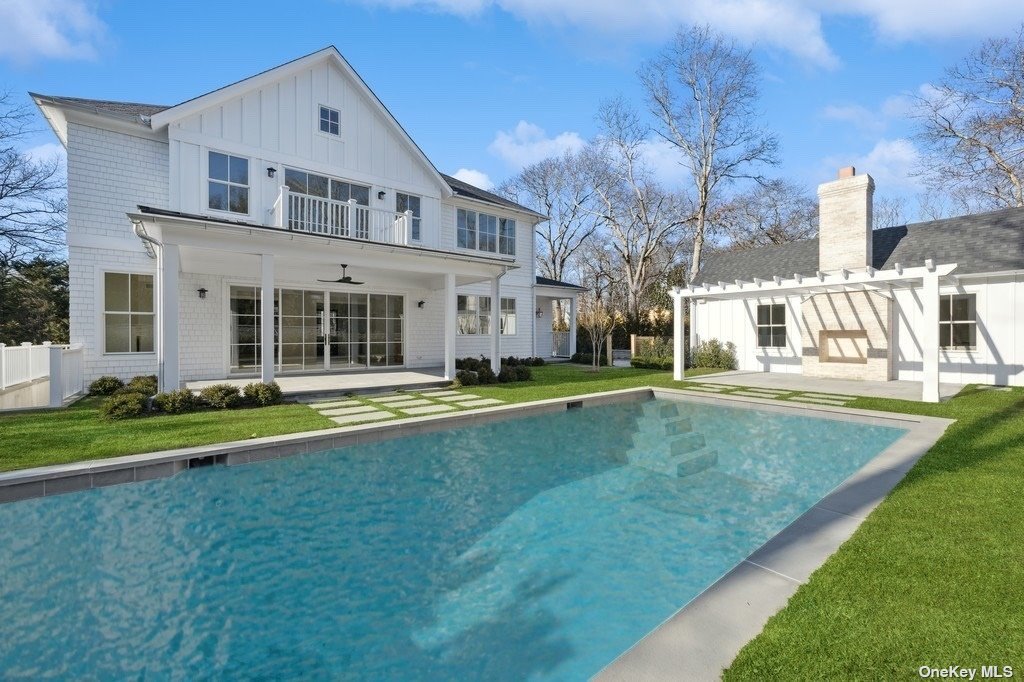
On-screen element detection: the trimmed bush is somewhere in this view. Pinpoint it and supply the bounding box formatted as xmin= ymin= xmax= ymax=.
xmin=476 ymin=365 xmax=498 ymax=384
xmin=243 ymin=381 xmax=283 ymax=407
xmin=630 ymin=358 xmax=673 ymax=370
xmin=530 ymin=356 xmax=546 ymax=367
xmin=631 ymin=337 xmax=673 ymax=371
xmin=153 ymin=389 xmax=199 ymax=415
xmin=99 ymin=392 xmax=147 ymax=420
xmin=513 ymin=364 xmax=532 ymax=381
xmin=498 ymin=366 xmax=517 ymax=383
xmin=199 ymin=383 xmax=244 ymax=409
xmin=691 ymin=338 xmax=738 ymax=370
xmin=570 ymin=352 xmax=609 ymax=366
xmin=455 ymin=369 xmax=479 ymax=386
xmin=89 ymin=376 xmax=124 ymax=396
xmin=124 ymin=375 xmax=158 ymax=396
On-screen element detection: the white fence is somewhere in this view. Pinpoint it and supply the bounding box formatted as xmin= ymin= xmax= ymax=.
xmin=0 ymin=342 xmax=85 ymax=407
xmin=552 ymin=331 xmax=570 ymax=357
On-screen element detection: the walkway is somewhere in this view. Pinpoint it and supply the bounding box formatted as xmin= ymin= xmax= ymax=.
xmin=304 ymin=387 xmax=506 ymax=425
xmin=185 ymin=367 xmax=448 ymax=397
xmin=688 ymin=370 xmax=965 ymax=402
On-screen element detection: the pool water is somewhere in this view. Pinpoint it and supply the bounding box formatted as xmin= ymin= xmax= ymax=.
xmin=0 ymin=398 xmax=905 ymax=679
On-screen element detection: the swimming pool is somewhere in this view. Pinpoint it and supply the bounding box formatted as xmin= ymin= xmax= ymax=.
xmin=0 ymin=397 xmax=905 ymax=679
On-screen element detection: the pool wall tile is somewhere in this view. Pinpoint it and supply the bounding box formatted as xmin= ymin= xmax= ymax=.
xmin=0 ymin=481 xmax=44 ymax=503
xmin=135 ymin=461 xmax=185 ymax=482
xmin=92 ymin=468 xmax=136 ymax=488
xmin=43 ymin=474 xmax=93 ymax=495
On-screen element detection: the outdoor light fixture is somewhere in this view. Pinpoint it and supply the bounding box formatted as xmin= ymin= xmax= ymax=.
xmin=267 ymin=167 xmax=277 ymax=178
xmin=417 ymin=300 xmax=425 ymax=308
xmin=377 ymin=190 xmax=386 ymax=200
xmin=197 ymin=288 xmax=208 ymax=299
xmin=535 ymin=308 xmax=543 ymax=318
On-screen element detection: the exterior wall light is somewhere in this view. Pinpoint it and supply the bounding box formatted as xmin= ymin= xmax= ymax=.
xmin=417 ymin=300 xmax=425 ymax=308
xmin=377 ymin=190 xmax=386 ymax=200
xmin=535 ymin=308 xmax=543 ymax=318
xmin=267 ymin=167 xmax=277 ymax=178
xmin=197 ymin=288 xmax=208 ymax=299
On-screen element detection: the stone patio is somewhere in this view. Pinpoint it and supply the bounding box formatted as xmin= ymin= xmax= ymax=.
xmin=689 ymin=370 xmax=965 ymax=402
xmin=185 ymin=367 xmax=448 ymax=397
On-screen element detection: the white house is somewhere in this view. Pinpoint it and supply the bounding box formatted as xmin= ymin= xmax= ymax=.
xmin=671 ymin=166 xmax=1024 ymax=402
xmin=31 ymin=47 xmax=582 ymax=391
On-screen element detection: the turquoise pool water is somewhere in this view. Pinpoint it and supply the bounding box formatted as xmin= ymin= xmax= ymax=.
xmin=0 ymin=398 xmax=904 ymax=679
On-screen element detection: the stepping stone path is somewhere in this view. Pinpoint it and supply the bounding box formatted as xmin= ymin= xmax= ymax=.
xmin=402 ymin=404 xmax=456 ymax=415
xmin=329 ymin=412 xmax=392 ymax=425
xmin=306 ymin=390 xmax=508 ymax=423
xmin=451 ymin=398 xmax=504 ymax=408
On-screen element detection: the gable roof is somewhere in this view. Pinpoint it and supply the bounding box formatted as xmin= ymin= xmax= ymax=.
xmin=443 ymin=174 xmax=547 ymax=220
xmin=698 ymin=205 xmax=1024 ymax=285
xmin=536 ymin=275 xmax=586 ymax=290
xmin=29 ymin=94 xmax=169 ymax=119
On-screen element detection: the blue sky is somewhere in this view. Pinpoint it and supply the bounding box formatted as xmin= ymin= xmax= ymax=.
xmin=3 ymin=0 xmax=1024 ymax=216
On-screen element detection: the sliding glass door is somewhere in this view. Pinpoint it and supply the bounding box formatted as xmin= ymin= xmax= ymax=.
xmin=229 ymin=286 xmax=403 ymax=374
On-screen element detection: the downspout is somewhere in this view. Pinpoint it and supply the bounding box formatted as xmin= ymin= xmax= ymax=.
xmin=131 ymin=219 xmax=166 ymax=390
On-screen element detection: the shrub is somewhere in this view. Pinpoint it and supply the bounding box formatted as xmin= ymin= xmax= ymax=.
xmin=497 ymin=366 xmax=517 ymax=383
xmin=513 ymin=364 xmax=532 ymax=381
xmin=477 ymin=365 xmax=498 ymax=384
xmin=243 ymin=381 xmax=283 ymax=407
xmin=199 ymin=383 xmax=244 ymax=409
xmin=455 ymin=369 xmax=479 ymax=386
xmin=691 ymin=338 xmax=738 ymax=370
xmin=124 ymin=375 xmax=158 ymax=396
xmin=630 ymin=358 xmax=673 ymax=370
xmin=530 ymin=356 xmax=546 ymax=367
xmin=89 ymin=376 xmax=124 ymax=396
xmin=153 ymin=389 xmax=199 ymax=415
xmin=570 ymin=352 xmax=609 ymax=366
xmin=456 ymin=356 xmax=485 ymax=372
xmin=99 ymin=392 xmax=147 ymax=420
xmin=631 ymin=337 xmax=674 ymax=371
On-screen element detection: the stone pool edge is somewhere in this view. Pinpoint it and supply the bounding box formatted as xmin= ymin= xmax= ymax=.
xmin=595 ymin=387 xmax=956 ymax=682
xmin=0 ymin=387 xmax=651 ymax=504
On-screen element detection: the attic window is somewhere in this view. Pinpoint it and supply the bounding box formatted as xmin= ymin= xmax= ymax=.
xmin=320 ymin=106 xmax=340 ymax=136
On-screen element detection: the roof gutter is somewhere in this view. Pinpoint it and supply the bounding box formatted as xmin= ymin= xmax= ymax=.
xmin=131 ymin=218 xmax=161 ymax=259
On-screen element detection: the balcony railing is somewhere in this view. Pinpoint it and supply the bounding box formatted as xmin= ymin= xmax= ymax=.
xmin=269 ymin=186 xmax=413 ymax=246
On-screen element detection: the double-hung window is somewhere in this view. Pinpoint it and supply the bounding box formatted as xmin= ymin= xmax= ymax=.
xmin=319 ymin=106 xmax=340 ymax=135
xmin=396 ymin=192 xmax=422 ymax=241
xmin=756 ymin=303 xmax=786 ymax=348
xmin=478 ymin=214 xmax=497 ymax=252
xmin=500 ymin=298 xmax=517 ymax=335
xmin=940 ymin=294 xmax=977 ymax=350
xmin=499 ymin=217 xmax=516 ymax=255
xmin=457 ymin=295 xmax=516 ymax=335
xmin=208 ymin=151 xmax=249 ymax=214
xmin=104 ymin=273 xmax=154 ymax=353
xmin=457 ymin=209 xmax=477 ymax=249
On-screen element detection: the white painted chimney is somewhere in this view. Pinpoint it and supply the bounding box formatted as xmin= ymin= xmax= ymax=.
xmin=817 ymin=166 xmax=874 ymax=271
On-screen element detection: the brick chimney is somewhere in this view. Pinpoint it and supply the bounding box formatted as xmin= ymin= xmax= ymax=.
xmin=817 ymin=166 xmax=874 ymax=271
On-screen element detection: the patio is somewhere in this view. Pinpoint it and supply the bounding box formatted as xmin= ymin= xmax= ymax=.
xmin=687 ymin=370 xmax=966 ymax=401
xmin=185 ymin=367 xmax=448 ymax=398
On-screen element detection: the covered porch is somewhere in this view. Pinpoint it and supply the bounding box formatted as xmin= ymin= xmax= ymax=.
xmin=130 ymin=208 xmax=516 ymax=392
xmin=534 ymin=279 xmax=583 ymax=359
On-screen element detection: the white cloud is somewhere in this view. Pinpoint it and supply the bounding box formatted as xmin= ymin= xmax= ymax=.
xmin=0 ymin=0 xmax=106 ymax=64
xmin=488 ymin=121 xmax=586 ymax=170
xmin=824 ymin=138 xmax=921 ymax=192
xmin=822 ymin=104 xmax=885 ymax=134
xmin=638 ymin=138 xmax=690 ymax=187
xmin=24 ymin=142 xmax=67 ymax=170
xmin=828 ymin=0 xmax=1024 ymax=42
xmin=451 ymin=168 xmax=495 ymax=190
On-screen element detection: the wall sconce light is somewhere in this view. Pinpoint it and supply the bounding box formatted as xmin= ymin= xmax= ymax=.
xmin=267 ymin=167 xmax=277 ymax=178
xmin=417 ymin=300 xmax=425 ymax=308
xmin=377 ymin=190 xmax=386 ymax=200
xmin=535 ymin=307 xmax=543 ymax=318
xmin=197 ymin=288 xmax=208 ymax=299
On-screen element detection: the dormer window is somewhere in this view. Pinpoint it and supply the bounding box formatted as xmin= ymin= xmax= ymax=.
xmin=320 ymin=106 xmax=340 ymax=136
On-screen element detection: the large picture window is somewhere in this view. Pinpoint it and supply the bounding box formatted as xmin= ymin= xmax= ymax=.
xmin=396 ymin=192 xmax=422 ymax=241
xmin=457 ymin=295 xmax=516 ymax=335
xmin=208 ymin=151 xmax=249 ymax=214
xmin=458 ymin=208 xmax=515 ymax=256
xmin=104 ymin=273 xmax=154 ymax=353
xmin=940 ymin=294 xmax=976 ymax=350
xmin=284 ymin=168 xmax=369 ymax=205
xmin=756 ymin=303 xmax=786 ymax=348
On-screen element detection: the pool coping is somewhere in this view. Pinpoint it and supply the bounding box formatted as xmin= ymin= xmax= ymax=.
xmin=595 ymin=387 xmax=956 ymax=681
xmin=0 ymin=387 xmax=652 ymax=503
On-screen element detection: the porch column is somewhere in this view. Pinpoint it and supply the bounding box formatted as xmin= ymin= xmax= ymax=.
xmin=568 ymin=297 xmax=577 ymax=356
xmin=921 ymin=271 xmax=940 ymax=403
xmin=160 ymin=243 xmax=180 ymax=391
xmin=260 ymin=253 xmax=275 ymax=384
xmin=444 ymin=273 xmax=457 ymax=380
xmin=490 ymin=276 xmax=501 ymax=372
xmin=672 ymin=289 xmax=684 ymax=381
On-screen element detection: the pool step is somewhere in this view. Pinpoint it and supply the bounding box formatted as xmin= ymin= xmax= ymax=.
xmin=627 ymin=400 xmax=719 ymax=478
xmin=627 ymin=444 xmax=719 ymax=478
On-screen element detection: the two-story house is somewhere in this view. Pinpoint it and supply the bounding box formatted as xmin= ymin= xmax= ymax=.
xmin=32 ymin=47 xmax=582 ymax=391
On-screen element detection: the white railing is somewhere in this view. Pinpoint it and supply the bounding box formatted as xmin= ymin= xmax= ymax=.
xmin=269 ymin=186 xmax=412 ymax=246
xmin=0 ymin=342 xmax=52 ymax=390
xmin=59 ymin=346 xmax=85 ymax=401
xmin=552 ymin=331 xmax=570 ymax=358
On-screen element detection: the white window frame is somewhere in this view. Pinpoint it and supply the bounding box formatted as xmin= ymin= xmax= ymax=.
xmin=756 ymin=303 xmax=786 ymax=348
xmin=396 ymin=192 xmax=422 ymax=242
xmin=499 ymin=297 xmax=517 ymax=336
xmin=318 ymin=105 xmax=340 ymax=136
xmin=101 ymin=270 xmax=156 ymax=355
xmin=207 ymin=150 xmax=250 ymax=216
xmin=499 ymin=217 xmax=516 ymax=256
xmin=457 ymin=295 xmax=516 ymax=335
xmin=939 ymin=293 xmax=977 ymax=351
xmin=457 ymin=208 xmax=477 ymax=250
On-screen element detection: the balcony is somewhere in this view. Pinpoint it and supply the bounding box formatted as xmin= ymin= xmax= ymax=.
xmin=269 ymin=187 xmax=413 ymax=246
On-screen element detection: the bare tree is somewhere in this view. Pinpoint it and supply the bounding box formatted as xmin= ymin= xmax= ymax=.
xmin=497 ymin=148 xmax=601 ymax=283
xmin=0 ymin=92 xmax=66 ymax=270
xmin=639 ymin=24 xmax=779 ymax=283
xmin=716 ymin=178 xmax=816 ymax=249
xmin=912 ymin=26 xmax=1024 ymax=211
xmin=590 ymin=97 xmax=691 ymax=335
xmin=873 ymin=195 xmax=908 ymax=229
xmin=575 ymin=249 xmax=619 ymax=370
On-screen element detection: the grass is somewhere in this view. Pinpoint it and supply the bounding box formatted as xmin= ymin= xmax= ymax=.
xmin=724 ymin=385 xmax=1024 ymax=679
xmin=0 ymin=397 xmax=335 ymax=472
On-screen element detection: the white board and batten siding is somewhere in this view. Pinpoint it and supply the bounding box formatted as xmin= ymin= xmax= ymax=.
xmin=893 ymin=274 xmax=1024 ymax=387
xmin=691 ymin=296 xmax=804 ymax=374
xmin=167 ymin=58 xmax=445 ymax=248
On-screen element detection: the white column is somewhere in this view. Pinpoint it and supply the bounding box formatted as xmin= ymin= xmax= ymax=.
xmin=672 ymin=291 xmax=684 ymax=381
xmin=921 ymin=272 xmax=940 ymax=403
xmin=490 ymin=276 xmax=501 ymax=372
xmin=160 ymin=243 xmax=181 ymax=392
xmin=48 ymin=344 xmax=63 ymax=408
xmin=260 ymin=253 xmax=275 ymax=384
xmin=444 ymin=273 xmax=457 ymax=380
xmin=568 ymin=297 xmax=578 ymax=356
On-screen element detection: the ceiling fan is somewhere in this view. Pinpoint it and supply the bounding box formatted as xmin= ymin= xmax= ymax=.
xmin=317 ymin=264 xmax=365 ymax=285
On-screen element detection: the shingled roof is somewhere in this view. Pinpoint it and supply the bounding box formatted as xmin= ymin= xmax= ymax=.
xmin=698 ymin=205 xmax=1024 ymax=286
xmin=30 ymin=94 xmax=170 ymax=119
xmin=442 ymin=174 xmax=547 ymax=219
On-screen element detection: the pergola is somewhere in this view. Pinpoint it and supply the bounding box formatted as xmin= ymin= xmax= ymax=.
xmin=669 ymin=260 xmax=959 ymax=403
